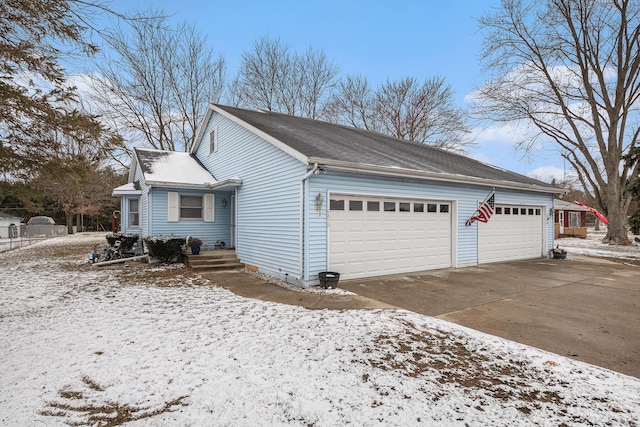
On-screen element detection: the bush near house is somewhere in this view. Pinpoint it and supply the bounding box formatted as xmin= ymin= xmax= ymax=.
xmin=105 ymin=233 xmax=139 ymax=252
xmin=143 ymin=236 xmax=185 ymax=263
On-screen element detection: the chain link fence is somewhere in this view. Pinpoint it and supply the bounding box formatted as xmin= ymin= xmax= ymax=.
xmin=0 ymin=224 xmax=68 ymax=253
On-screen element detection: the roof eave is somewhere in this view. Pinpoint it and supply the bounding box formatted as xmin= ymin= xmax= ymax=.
xmin=190 ymin=103 xmax=216 ymax=154
xmin=146 ymin=178 xmax=242 ymax=191
xmin=128 ymin=148 xmax=142 ymax=184
xmin=112 ymin=189 xmax=142 ymax=196
xmin=308 ymin=157 xmax=564 ymax=195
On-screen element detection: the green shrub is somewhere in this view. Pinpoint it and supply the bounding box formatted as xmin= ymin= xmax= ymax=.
xmin=106 ymin=233 xmax=139 ymax=252
xmin=143 ymin=236 xmax=186 ymax=263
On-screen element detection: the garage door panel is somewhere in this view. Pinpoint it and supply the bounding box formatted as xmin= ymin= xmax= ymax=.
xmin=478 ymin=205 xmax=543 ymax=264
xmin=328 ymin=195 xmax=452 ymax=280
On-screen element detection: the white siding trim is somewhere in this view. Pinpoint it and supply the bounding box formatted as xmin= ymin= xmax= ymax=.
xmin=167 ymin=192 xmax=179 ymax=222
xmin=204 ymin=194 xmax=215 ymax=222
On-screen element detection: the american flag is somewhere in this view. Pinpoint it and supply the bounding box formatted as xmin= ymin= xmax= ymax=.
xmin=466 ymin=190 xmax=495 ymax=226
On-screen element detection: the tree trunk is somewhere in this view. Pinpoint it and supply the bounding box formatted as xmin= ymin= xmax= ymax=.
xmin=603 ymin=185 xmax=630 ymax=244
xmin=65 ymin=211 xmax=73 ymax=235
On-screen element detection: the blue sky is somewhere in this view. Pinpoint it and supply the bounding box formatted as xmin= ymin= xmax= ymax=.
xmin=101 ymin=0 xmax=566 ymax=182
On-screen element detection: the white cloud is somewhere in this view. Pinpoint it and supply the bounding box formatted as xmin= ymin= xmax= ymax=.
xmin=526 ymin=165 xmax=570 ymax=183
xmin=470 ymin=121 xmax=540 ymax=149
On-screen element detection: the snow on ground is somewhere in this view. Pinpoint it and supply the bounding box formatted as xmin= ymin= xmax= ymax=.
xmin=557 ymin=228 xmax=640 ymax=263
xmin=1 ymin=233 xmax=639 ymax=426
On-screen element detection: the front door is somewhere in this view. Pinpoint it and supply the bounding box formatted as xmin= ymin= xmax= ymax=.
xmin=559 ymin=211 xmax=565 ymax=234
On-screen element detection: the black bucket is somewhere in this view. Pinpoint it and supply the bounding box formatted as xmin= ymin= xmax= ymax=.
xmin=318 ymin=271 xmax=340 ymax=289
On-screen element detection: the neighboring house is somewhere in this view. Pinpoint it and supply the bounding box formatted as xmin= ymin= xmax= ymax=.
xmin=553 ymin=199 xmax=589 ymax=238
xmin=0 ymin=212 xmax=22 ymax=238
xmin=113 ymin=104 xmax=561 ymax=285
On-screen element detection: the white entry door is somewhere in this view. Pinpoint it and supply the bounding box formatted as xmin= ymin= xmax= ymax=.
xmin=328 ymin=194 xmax=453 ymax=280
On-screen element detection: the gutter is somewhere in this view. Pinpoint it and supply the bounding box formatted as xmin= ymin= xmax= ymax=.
xmin=143 ymin=178 xmax=243 ymax=191
xmin=307 ymin=157 xmax=565 ymax=195
xmin=300 ymin=163 xmax=319 ymax=281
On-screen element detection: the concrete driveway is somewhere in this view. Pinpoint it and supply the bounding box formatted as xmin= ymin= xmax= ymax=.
xmin=339 ymin=256 xmax=640 ymax=378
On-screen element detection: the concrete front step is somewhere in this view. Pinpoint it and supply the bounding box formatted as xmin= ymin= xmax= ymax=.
xmin=192 ymin=262 xmax=245 ymax=272
xmin=185 ymin=250 xmax=244 ymax=272
xmin=189 ymin=257 xmax=240 ymax=266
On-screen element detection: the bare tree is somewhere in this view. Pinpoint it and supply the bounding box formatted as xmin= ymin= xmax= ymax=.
xmin=322 ymin=74 xmax=376 ymax=130
xmin=298 ymin=47 xmax=339 ymax=119
xmin=325 ymin=75 xmax=471 ymax=152
xmin=475 ymin=0 xmax=640 ymax=244
xmin=374 ymin=76 xmax=470 ymax=151
xmin=90 ymin=16 xmax=225 ymax=152
xmin=228 ymin=36 xmax=338 ymax=118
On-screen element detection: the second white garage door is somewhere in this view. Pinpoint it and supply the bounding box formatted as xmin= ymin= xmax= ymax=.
xmin=328 ymin=194 xmax=452 ymax=280
xmin=478 ymin=205 xmax=545 ymax=264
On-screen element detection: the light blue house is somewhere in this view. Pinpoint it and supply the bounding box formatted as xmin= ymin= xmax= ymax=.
xmin=113 ymin=104 xmax=560 ymax=285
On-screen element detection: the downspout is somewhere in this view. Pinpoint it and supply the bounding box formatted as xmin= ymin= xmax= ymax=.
xmin=147 ymin=186 xmax=152 ymax=238
xmin=300 ymin=163 xmax=319 ymax=282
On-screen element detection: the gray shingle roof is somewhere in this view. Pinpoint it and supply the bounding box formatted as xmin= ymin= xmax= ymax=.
xmin=216 ymin=105 xmax=557 ymax=191
xmin=135 ymin=148 xmax=177 ymax=175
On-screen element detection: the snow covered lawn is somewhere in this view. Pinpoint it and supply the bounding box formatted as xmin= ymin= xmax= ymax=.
xmin=1 ymin=233 xmax=639 ymax=426
xmin=558 ymin=228 xmax=640 ymax=265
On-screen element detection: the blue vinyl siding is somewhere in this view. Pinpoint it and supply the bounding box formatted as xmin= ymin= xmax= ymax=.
xmin=120 ymin=196 xmax=142 ymax=235
xmin=306 ymin=172 xmax=554 ymax=279
xmin=120 ymin=167 xmax=147 ymax=237
xmin=194 ymin=112 xmax=307 ymax=277
xmin=148 ymin=188 xmax=231 ymax=249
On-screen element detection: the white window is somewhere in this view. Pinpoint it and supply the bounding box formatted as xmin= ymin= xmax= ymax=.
xmin=128 ymin=198 xmax=140 ymax=227
xmin=167 ymin=192 xmax=214 ymax=222
xmin=180 ymin=195 xmax=203 ymax=220
xmin=569 ymin=212 xmax=581 ymax=227
xmin=209 ymin=127 xmax=218 ymax=155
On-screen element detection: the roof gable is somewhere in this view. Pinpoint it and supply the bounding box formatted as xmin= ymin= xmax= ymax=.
xmin=191 ymin=104 xmax=308 ymax=164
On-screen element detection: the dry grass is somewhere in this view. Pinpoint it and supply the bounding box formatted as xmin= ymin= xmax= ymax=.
xmin=362 ymin=320 xmax=627 ymax=423
xmin=40 ymin=377 xmax=187 ymax=426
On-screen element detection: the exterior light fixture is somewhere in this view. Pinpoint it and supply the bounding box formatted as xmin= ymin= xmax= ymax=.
xmin=315 ymin=193 xmax=323 ymax=211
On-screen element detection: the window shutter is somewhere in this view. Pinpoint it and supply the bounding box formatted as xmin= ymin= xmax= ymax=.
xmin=168 ymin=192 xmax=179 ymax=222
xmin=203 ymin=194 xmax=215 ymax=222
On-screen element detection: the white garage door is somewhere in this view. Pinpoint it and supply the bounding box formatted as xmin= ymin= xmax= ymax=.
xmin=478 ymin=205 xmax=544 ymax=264
xmin=328 ymin=194 xmax=452 ymax=280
